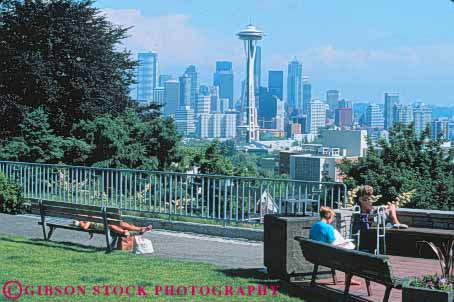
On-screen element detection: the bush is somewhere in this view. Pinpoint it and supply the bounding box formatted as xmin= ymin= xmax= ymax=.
xmin=0 ymin=172 xmax=24 ymax=214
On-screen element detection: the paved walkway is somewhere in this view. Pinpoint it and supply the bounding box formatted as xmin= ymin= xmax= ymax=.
xmin=0 ymin=214 xmax=263 ymax=269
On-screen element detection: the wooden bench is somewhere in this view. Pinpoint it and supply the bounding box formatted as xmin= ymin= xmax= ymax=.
xmin=295 ymin=237 xmax=405 ymax=302
xmin=32 ymin=199 xmax=126 ymax=253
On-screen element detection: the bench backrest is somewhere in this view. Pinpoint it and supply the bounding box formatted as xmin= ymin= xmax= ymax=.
xmin=295 ymin=237 xmax=395 ymax=286
xmin=32 ymin=199 xmax=122 ymax=226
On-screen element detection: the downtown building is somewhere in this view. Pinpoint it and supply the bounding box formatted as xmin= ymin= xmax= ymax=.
xmin=213 ymin=61 xmax=234 ymax=109
xmin=302 ymin=76 xmax=312 ymax=115
xmin=163 ymin=80 xmax=179 ymax=117
xmin=393 ymin=104 xmax=414 ymax=126
xmin=196 ymin=112 xmax=237 ymax=139
xmin=136 ymin=51 xmax=158 ymax=103
xmin=432 ymin=118 xmax=449 ymax=140
xmin=384 ymin=93 xmax=400 ymax=130
xmin=413 ymin=102 xmax=432 ymax=136
xmin=364 ymin=103 xmax=384 ymax=128
xmin=287 ymin=58 xmax=303 ymax=115
xmin=307 ymin=100 xmax=327 ymax=135
xmin=175 ymin=106 xmax=195 ymax=136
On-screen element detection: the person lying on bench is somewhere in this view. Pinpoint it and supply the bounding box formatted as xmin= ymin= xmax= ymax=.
xmin=310 ymin=207 xmax=362 ymax=286
xmin=356 ymin=185 xmax=408 ymax=229
xmin=74 ymin=220 xmax=152 ymax=236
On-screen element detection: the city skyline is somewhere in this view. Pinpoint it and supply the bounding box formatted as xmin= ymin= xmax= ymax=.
xmin=97 ymin=0 xmax=454 ymax=106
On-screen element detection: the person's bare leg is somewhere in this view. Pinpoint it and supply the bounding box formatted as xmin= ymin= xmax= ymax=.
xmin=118 ymin=222 xmax=152 ymax=233
xmin=79 ymin=221 xmax=91 ymax=231
xmin=348 ymin=273 xmax=362 ymax=286
xmin=109 ymin=224 xmax=129 ymax=236
xmin=387 ymin=203 xmax=400 ymax=225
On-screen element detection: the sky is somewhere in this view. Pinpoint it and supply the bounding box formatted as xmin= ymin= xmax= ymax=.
xmin=95 ymin=0 xmax=454 ymax=106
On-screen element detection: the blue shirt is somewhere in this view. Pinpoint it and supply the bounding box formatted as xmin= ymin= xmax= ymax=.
xmin=310 ymin=221 xmax=336 ymax=244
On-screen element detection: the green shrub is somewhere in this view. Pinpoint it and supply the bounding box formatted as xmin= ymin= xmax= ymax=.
xmin=0 ymin=172 xmax=24 ymax=214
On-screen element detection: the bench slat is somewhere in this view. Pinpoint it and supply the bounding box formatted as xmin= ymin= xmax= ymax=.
xmin=32 ymin=203 xmax=121 ymax=220
xmin=30 ymin=198 xmax=120 ymax=214
xmin=41 ymin=211 xmax=122 ymax=226
xmin=38 ymin=222 xmax=127 ymax=237
xmin=296 ymin=237 xmax=396 ymax=286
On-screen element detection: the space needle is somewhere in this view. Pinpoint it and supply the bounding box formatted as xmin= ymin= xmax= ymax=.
xmin=237 ymin=24 xmax=264 ymax=143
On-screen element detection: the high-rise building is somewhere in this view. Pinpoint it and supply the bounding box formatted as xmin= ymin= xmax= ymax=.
xmin=413 ymin=102 xmax=432 ymax=136
xmin=137 ymin=51 xmax=158 ymax=103
xmin=258 ymin=87 xmax=278 ymax=129
xmin=335 ymin=108 xmax=353 ymax=128
xmin=175 ymin=106 xmax=195 ymax=136
xmin=449 ymin=120 xmax=454 ymax=141
xmin=393 ymin=104 xmax=413 ymax=126
xmin=237 ymin=24 xmax=264 ymax=142
xmin=254 ymin=46 xmax=261 ymax=92
xmin=307 ymin=100 xmax=327 ymax=135
xmin=209 ymin=86 xmax=219 ymax=112
xmin=275 ymin=99 xmax=285 ymax=132
xmin=326 ymin=90 xmax=340 ymax=112
xmin=152 ymin=87 xmax=165 ymax=106
xmin=384 ymin=93 xmax=400 ymax=129
xmin=163 ymin=80 xmax=179 ymax=117
xmin=196 ymin=95 xmax=211 ymax=116
xmin=213 ymin=61 xmax=234 ymax=109
xmin=338 ymin=99 xmax=353 ymax=109
xmin=365 ymin=103 xmax=384 ymax=128
xmin=178 ymin=75 xmax=191 ymax=107
xmin=287 ymin=58 xmax=303 ymax=113
xmin=432 ymin=118 xmax=449 ymax=140
xmin=159 ymin=74 xmax=172 ymax=87
xmin=268 ymin=70 xmax=283 ymax=101
xmin=302 ymin=76 xmax=311 ymax=115
xmin=196 ymin=112 xmax=237 ymax=139
xmin=184 ymin=65 xmax=198 ymax=109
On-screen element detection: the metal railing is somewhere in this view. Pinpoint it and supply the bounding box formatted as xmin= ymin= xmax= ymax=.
xmin=0 ymin=161 xmax=347 ymax=224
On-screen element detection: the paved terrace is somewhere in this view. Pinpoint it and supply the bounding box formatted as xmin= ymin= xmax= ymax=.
xmin=0 ymin=214 xmax=440 ymax=302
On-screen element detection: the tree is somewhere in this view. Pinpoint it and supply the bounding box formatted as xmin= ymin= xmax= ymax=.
xmin=70 ymin=109 xmax=180 ymax=170
xmin=0 ymin=107 xmax=76 ymax=163
xmin=339 ymin=124 xmax=454 ymax=210
xmin=0 ymin=0 xmax=136 ymax=137
xmin=198 ymin=141 xmax=233 ymax=175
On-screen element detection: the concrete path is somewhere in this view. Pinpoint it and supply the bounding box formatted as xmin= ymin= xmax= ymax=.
xmin=0 ymin=214 xmax=263 ymax=269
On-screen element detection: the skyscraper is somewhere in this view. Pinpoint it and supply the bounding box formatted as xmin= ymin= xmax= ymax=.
xmin=268 ymin=70 xmax=283 ymax=101
xmin=196 ymin=95 xmax=211 ymax=116
xmin=184 ymin=65 xmax=198 ymax=109
xmin=384 ymin=93 xmax=400 ymax=129
xmin=335 ymin=108 xmax=353 ymax=128
xmin=432 ymin=118 xmax=449 ymax=140
xmin=163 ymin=80 xmax=179 ymax=117
xmin=365 ymin=103 xmax=384 ymax=128
xmin=326 ymin=90 xmax=340 ymax=112
xmin=393 ymin=104 xmax=413 ymax=126
xmin=175 ymin=106 xmax=195 ymax=136
xmin=159 ymin=74 xmax=172 ymax=87
xmin=254 ymin=46 xmax=261 ymax=92
xmin=213 ymin=61 xmax=234 ymax=109
xmin=179 ymin=75 xmax=191 ymax=107
xmin=287 ymin=58 xmax=303 ymax=114
xmin=152 ymin=87 xmax=165 ymax=106
xmin=413 ymin=102 xmax=432 ymax=136
xmin=137 ymin=51 xmax=158 ymax=103
xmin=237 ymin=24 xmax=264 ymax=142
xmin=307 ymin=100 xmax=327 ymax=135
xmin=302 ymin=76 xmax=312 ymax=115
xmin=258 ymin=87 xmax=278 ymax=129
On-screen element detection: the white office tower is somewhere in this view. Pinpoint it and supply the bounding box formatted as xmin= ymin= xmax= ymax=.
xmin=393 ymin=104 xmax=414 ymax=126
xmin=175 ymin=106 xmax=195 ymax=136
xmin=196 ymin=95 xmax=211 ymax=116
xmin=432 ymin=118 xmax=449 ymax=140
xmin=137 ymin=51 xmax=158 ymax=103
xmin=163 ymin=80 xmax=179 ymax=117
xmin=196 ymin=113 xmax=237 ymax=139
xmin=365 ymin=103 xmax=384 ymax=128
xmin=307 ymin=100 xmax=327 ymax=135
xmin=237 ymin=24 xmax=264 ymax=142
xmin=276 ymin=99 xmax=285 ymax=132
xmin=413 ymin=102 xmax=432 ymax=136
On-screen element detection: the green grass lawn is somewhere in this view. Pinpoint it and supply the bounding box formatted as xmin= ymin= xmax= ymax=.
xmin=0 ymin=235 xmax=300 ymax=302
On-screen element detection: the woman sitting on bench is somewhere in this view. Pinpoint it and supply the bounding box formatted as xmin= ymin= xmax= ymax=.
xmin=356 ymin=185 xmax=408 ymax=229
xmin=74 ymin=220 xmax=152 ymax=236
xmin=310 ymin=207 xmax=362 ymax=286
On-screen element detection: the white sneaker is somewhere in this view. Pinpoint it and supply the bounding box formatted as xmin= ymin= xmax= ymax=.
xmin=393 ymin=223 xmax=408 ymax=229
xmin=73 ymin=220 xmax=80 ymax=227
